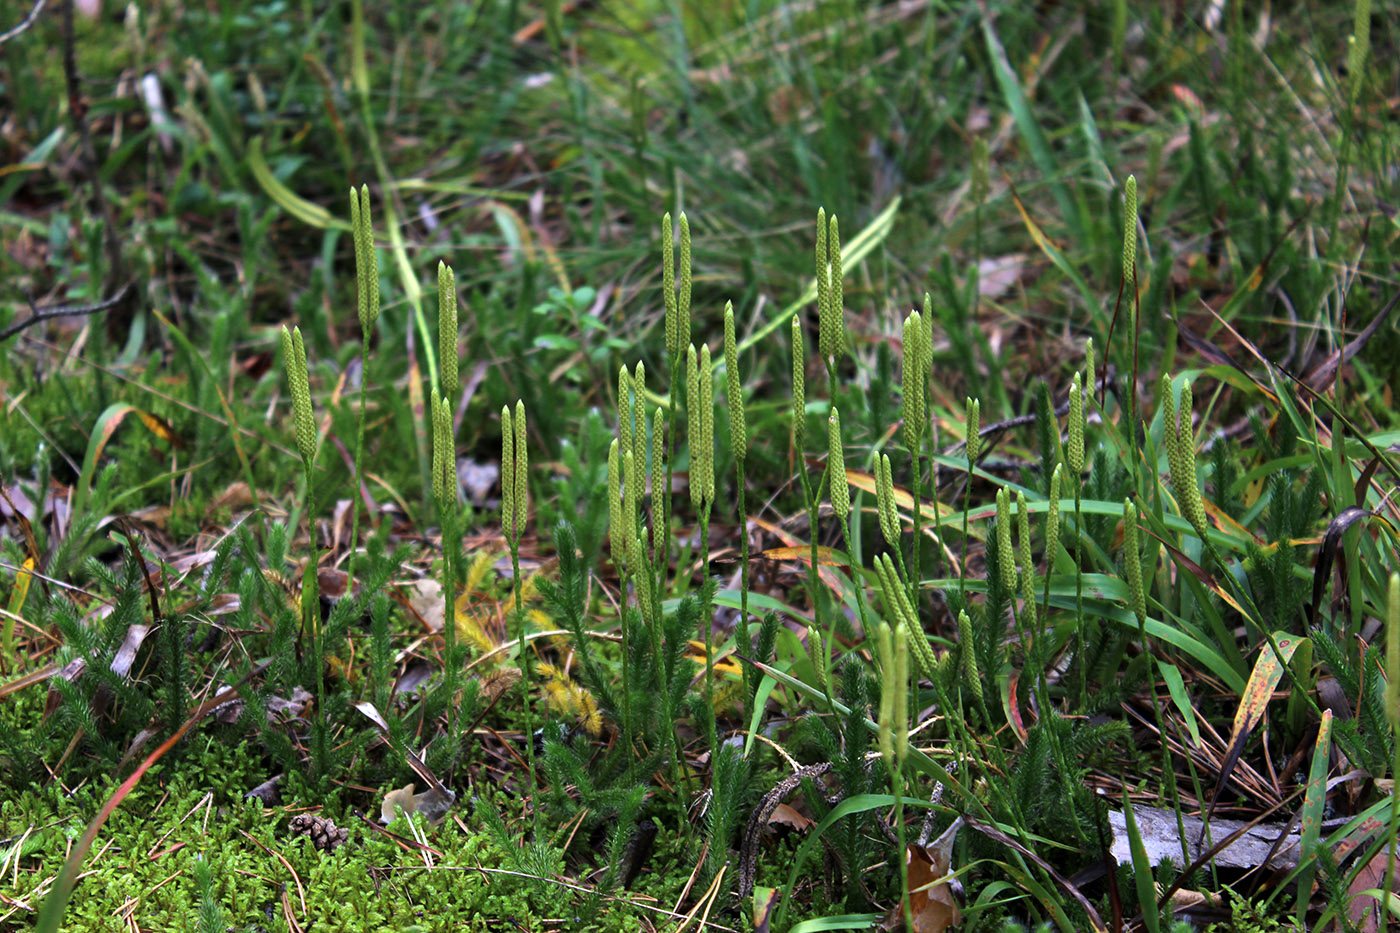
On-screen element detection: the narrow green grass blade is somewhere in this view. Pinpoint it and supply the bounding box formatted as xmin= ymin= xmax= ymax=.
xmin=789 ymin=915 xmax=884 ymax=932
xmin=1076 ymin=93 xmax=1114 ymax=188
xmin=776 ymin=793 xmax=940 ymax=929
xmin=1157 ymin=660 xmax=1202 ymax=746
xmin=1121 ymin=791 xmax=1160 ymax=933
xmin=742 ymin=656 xmax=970 ymax=799
xmin=0 ymin=127 xmax=64 ymax=206
xmin=980 ymin=15 xmax=1081 ymax=243
xmin=986 ymin=859 xmax=1081 ymax=933
xmin=1043 ymin=586 xmax=1246 ymax=694
xmin=347 ymin=0 xmax=437 ymax=396
xmin=744 ymin=670 xmax=782 ymax=758
xmin=151 ymin=309 xmax=260 ymax=508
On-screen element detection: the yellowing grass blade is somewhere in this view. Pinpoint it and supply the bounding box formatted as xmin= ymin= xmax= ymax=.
xmin=5 ymin=557 xmax=33 ymax=617
xmin=2 ymin=556 xmax=34 ymax=659
xmin=1294 ymin=709 xmax=1332 ymax=923
xmin=246 ymin=137 xmax=347 ymax=230
xmin=1231 ymin=633 xmax=1305 ymax=741
xmin=76 ymin=403 xmax=186 ymax=515
xmin=1209 ymin=633 xmax=1307 ymax=822
xmin=845 ymin=469 xmax=957 ymax=525
xmin=754 ymin=545 xmax=844 ymax=565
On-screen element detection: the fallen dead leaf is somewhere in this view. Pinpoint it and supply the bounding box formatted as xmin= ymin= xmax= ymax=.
xmin=883 ymin=817 xmax=963 ymax=931
xmin=266 ymin=686 xmax=313 ymax=721
xmin=380 ymin=782 xmax=455 ymax=826
xmin=406 ymin=579 xmax=445 ymax=632
xmin=1347 ymin=849 xmax=1400 ymax=933
xmin=211 ymin=481 xmax=254 ymax=511
xmin=482 ymin=667 xmax=521 ymax=702
xmin=767 ymin=803 xmax=812 ymax=833
xmin=245 ymin=773 xmax=284 ymax=804
xmin=382 ymin=783 xmax=422 ymax=823
xmin=975 ymin=253 xmax=1028 ymax=300
xmin=317 ymin=567 xmax=348 ymax=602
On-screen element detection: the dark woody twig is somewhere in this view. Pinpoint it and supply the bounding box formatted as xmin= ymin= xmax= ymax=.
xmin=0 ymin=0 xmax=49 ymax=47
xmin=0 ymin=282 xmax=132 ymax=342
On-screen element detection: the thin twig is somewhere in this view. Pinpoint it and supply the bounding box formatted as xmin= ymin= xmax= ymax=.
xmin=0 ymin=0 xmax=49 ymax=47
xmin=944 ymin=369 xmax=1114 ymax=456
xmin=0 ymin=283 xmax=133 ymax=342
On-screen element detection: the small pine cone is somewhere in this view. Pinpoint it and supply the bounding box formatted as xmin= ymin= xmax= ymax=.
xmin=289 ymin=813 xmax=349 ymax=851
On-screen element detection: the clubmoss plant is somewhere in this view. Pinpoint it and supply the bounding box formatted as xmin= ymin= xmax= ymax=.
xmin=650 ymin=408 xmax=666 ymax=561
xmin=874 ymin=618 xmax=913 ymax=927
xmin=347 ymin=186 xmax=380 ymax=599
xmin=901 ymin=308 xmax=926 ymax=592
xmin=432 ymin=389 xmax=459 ymax=732
xmin=874 ymin=553 xmax=937 ymax=682
xmin=661 ymin=212 xmax=692 ymax=564
xmin=815 ymin=208 xmax=844 ymax=399
xmin=1161 ymin=376 xmax=1210 ymax=546
xmin=995 ymin=486 xmax=1015 ymax=594
xmin=280 ymin=324 xmax=330 ymax=772
xmin=724 ymin=302 xmax=755 ymax=712
xmin=824 ymin=408 xmax=877 ymax=701
xmin=1121 ymin=175 xmax=1142 ymax=491
xmin=687 ymin=340 xmax=717 ymax=746
xmin=502 ymin=400 xmax=537 ymax=821
xmin=1068 ymin=347 xmax=1091 ymax=706
xmin=790 ymin=313 xmax=835 ymax=709
xmin=961 ymin=397 xmax=981 ymax=595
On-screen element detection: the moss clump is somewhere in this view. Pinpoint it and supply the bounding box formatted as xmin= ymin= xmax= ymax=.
xmin=0 ymin=740 xmax=672 ymax=932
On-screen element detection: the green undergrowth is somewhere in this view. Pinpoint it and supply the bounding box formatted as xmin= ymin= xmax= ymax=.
xmin=6 ymin=0 xmax=1400 ymax=930
xmin=1 ymin=738 xmax=703 ymax=932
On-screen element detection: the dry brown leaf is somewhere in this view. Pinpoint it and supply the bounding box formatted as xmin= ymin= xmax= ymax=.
xmin=266 ymin=686 xmax=313 ymax=721
xmin=205 ymin=592 xmax=241 ymax=616
xmin=127 ymin=504 xmax=171 ymax=529
xmin=884 ymin=817 xmax=963 ymax=931
xmin=976 ymin=254 xmax=1028 ymax=300
xmin=482 ymin=667 xmax=521 ymax=702
xmin=381 ymin=783 xmax=422 ymax=823
xmin=170 ymin=550 xmax=217 ymax=574
xmin=317 ymin=567 xmax=348 ymax=601
xmin=1167 ymin=889 xmax=1220 ymax=910
xmin=767 ymin=803 xmax=812 ymax=833
xmin=211 ymin=481 xmax=255 ymax=511
xmin=380 ymin=782 xmax=454 ymax=826
xmin=406 ymin=579 xmax=445 ymax=632
xmin=1346 ymin=849 xmax=1400 ymax=933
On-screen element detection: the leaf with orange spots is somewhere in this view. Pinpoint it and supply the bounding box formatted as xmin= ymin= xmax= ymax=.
xmin=1208 ymin=633 xmax=1307 ymax=822
xmin=1295 ymin=709 xmax=1332 ymax=909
